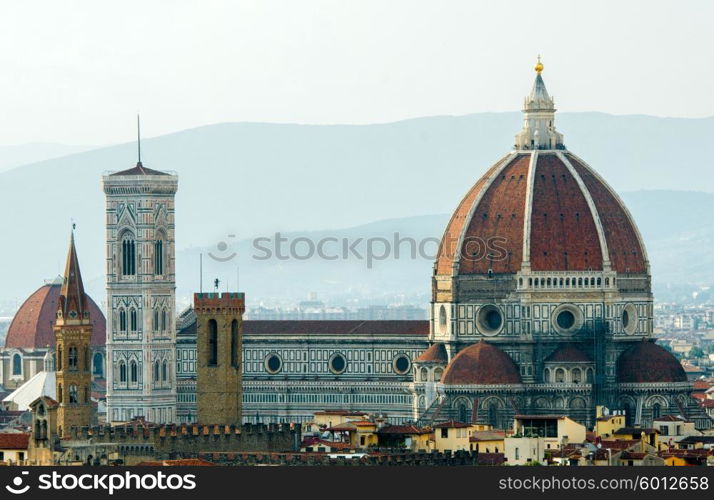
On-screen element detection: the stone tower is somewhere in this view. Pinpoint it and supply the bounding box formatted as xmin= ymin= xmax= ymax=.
xmin=103 ymin=162 xmax=178 ymax=424
xmin=55 ymin=232 xmax=93 ymax=436
xmin=195 ymin=292 xmax=244 ymax=425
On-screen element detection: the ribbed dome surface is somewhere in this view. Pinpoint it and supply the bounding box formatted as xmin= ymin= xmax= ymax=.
xmin=5 ymin=282 xmax=106 ymax=348
xmin=617 ymin=341 xmax=687 ymax=383
xmin=441 ymin=341 xmax=521 ymax=385
xmin=435 ymin=151 xmax=647 ymax=276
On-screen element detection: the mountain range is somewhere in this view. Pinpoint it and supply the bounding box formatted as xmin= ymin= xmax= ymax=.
xmin=0 ymin=112 xmax=712 ymax=308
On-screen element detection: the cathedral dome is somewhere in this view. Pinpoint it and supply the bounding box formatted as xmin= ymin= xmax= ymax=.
xmin=441 ymin=341 xmax=521 ymax=385
xmin=5 ymin=279 xmax=106 ymax=348
xmin=617 ymin=341 xmax=687 ymax=383
xmin=435 ymin=64 xmax=647 ymax=278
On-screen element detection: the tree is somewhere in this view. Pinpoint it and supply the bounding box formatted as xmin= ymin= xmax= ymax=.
xmin=688 ymin=347 xmax=705 ymax=359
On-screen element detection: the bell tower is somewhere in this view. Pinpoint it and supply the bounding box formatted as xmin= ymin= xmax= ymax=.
xmin=55 ymin=231 xmax=93 ymax=436
xmin=195 ymin=292 xmax=244 ymax=425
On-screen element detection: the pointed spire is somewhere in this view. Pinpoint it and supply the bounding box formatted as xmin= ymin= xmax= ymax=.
xmin=514 ymin=56 xmax=565 ymax=150
xmin=57 ymin=228 xmax=89 ymax=323
xmin=137 ymin=113 xmax=142 ymax=167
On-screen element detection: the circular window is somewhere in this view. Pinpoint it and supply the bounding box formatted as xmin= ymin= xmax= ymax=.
xmin=264 ymin=354 xmax=282 ymax=374
xmin=556 ymin=310 xmax=575 ymax=329
xmin=622 ymin=304 xmax=638 ymax=335
xmin=393 ymin=354 xmax=410 ymax=375
xmin=476 ymin=305 xmax=504 ymax=336
xmin=329 ymin=353 xmax=347 ymax=374
xmin=551 ymin=304 xmax=583 ymax=335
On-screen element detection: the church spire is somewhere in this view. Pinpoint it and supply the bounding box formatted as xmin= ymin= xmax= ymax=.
xmin=514 ymin=56 xmax=565 ymax=150
xmin=57 ymin=229 xmax=89 ymax=324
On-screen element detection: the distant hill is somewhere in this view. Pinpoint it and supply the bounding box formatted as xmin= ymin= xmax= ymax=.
xmin=0 ymin=142 xmax=93 ymax=173
xmin=0 ymin=112 xmax=712 ymax=306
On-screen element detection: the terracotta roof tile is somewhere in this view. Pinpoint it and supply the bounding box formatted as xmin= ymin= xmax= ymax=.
xmin=243 ymin=320 xmax=428 ymax=336
xmin=617 ymin=341 xmax=687 ymax=383
xmin=441 ymin=341 xmax=521 ymax=385
xmin=414 ymin=343 xmax=448 ymax=363
xmin=0 ymin=433 xmax=30 ymax=450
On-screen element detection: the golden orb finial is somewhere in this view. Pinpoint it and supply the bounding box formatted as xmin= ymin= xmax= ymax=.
xmin=534 ymin=55 xmax=543 ymax=74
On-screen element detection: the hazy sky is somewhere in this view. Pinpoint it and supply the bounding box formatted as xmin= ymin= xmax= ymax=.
xmin=0 ymin=0 xmax=711 ymax=145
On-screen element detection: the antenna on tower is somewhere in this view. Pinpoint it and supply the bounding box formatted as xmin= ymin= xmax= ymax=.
xmin=199 ymin=253 xmax=203 ymax=294
xmin=137 ymin=114 xmax=142 ymax=164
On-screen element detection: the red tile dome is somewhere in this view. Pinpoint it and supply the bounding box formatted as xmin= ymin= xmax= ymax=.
xmin=5 ymin=280 xmax=106 ymax=348
xmin=617 ymin=341 xmax=686 ymax=383
xmin=435 ymin=151 xmax=647 ymax=276
xmin=441 ymin=341 xmax=521 ymax=385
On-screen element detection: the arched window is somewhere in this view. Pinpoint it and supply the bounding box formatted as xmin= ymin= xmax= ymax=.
xmin=84 ymin=346 xmax=90 ymax=371
xmin=231 ymin=319 xmax=239 ymax=367
xmin=129 ymin=309 xmax=138 ymax=332
xmin=154 ymin=239 xmax=164 ymax=275
xmin=84 ymin=385 xmax=89 ymax=403
xmin=652 ymin=403 xmax=662 ymax=419
xmin=57 ymin=347 xmax=63 ymax=371
xmin=544 ymin=368 xmax=551 ymax=383
xmin=433 ymin=367 xmax=443 ymax=382
xmin=162 ymin=360 xmax=168 ymax=382
xmin=69 ymin=384 xmax=78 ymax=403
xmin=571 ymin=368 xmax=582 ymax=384
xmin=121 ymin=233 xmax=136 ymax=276
xmin=119 ymin=361 xmax=127 ymax=383
xmin=130 ymin=360 xmax=138 ymax=383
xmin=119 ymin=309 xmax=127 ymax=332
xmin=586 ymin=368 xmax=594 ymax=384
xmin=161 ymin=310 xmax=167 ymax=331
xmin=58 ymin=384 xmax=63 ymax=403
xmin=153 ymin=361 xmax=160 ymax=382
xmin=93 ymin=352 xmax=103 ymax=376
xmin=153 ymin=310 xmax=159 ymax=331
xmin=419 ymin=367 xmax=428 ymax=382
xmin=458 ymin=403 xmax=469 ymax=424
xmin=68 ymin=346 xmax=78 ymax=370
xmin=488 ymin=403 xmax=499 ymax=428
xmin=12 ymin=353 xmax=22 ymax=375
xmin=555 ymin=368 xmax=565 ymax=383
xmin=208 ymin=319 xmax=218 ymax=366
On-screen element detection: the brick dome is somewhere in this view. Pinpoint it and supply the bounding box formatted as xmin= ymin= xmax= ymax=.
xmin=436 ymin=151 xmax=648 ymax=276
xmin=441 ymin=341 xmax=521 ymax=385
xmin=5 ymin=280 xmax=106 ymax=348
xmin=617 ymin=341 xmax=687 ymax=383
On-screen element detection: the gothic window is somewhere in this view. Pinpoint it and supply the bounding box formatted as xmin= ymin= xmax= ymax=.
xmin=208 ymin=319 xmax=218 ymax=366
xmin=84 ymin=385 xmax=89 ymax=403
xmin=154 ymin=239 xmax=164 ymax=275
xmin=69 ymin=384 xmax=78 ymax=404
xmin=555 ymin=368 xmax=565 ymax=383
xmin=652 ymin=403 xmax=662 ymax=419
xmin=488 ymin=403 xmax=499 ymax=428
xmin=84 ymin=346 xmax=90 ymax=371
xmin=12 ymin=353 xmax=21 ymax=375
xmin=129 ymin=309 xmax=138 ymax=332
xmin=119 ymin=361 xmax=127 ymax=383
xmin=162 ymin=360 xmax=168 ymax=382
xmin=458 ymin=403 xmax=469 ymax=424
xmin=231 ymin=319 xmax=239 ymax=368
xmin=571 ymin=368 xmax=582 ymax=384
xmin=130 ymin=360 xmax=138 ymax=383
xmin=58 ymin=384 xmax=63 ymax=403
xmin=121 ymin=233 xmax=136 ymax=276
xmin=153 ymin=310 xmax=159 ymax=331
xmin=161 ymin=310 xmax=167 ymax=331
xmin=68 ymin=346 xmax=78 ymax=370
xmin=433 ymin=367 xmax=443 ymax=382
xmin=93 ymin=352 xmax=103 ymax=376
xmin=153 ymin=361 xmax=160 ymax=382
xmin=119 ymin=309 xmax=127 ymax=332
xmin=57 ymin=347 xmax=63 ymax=371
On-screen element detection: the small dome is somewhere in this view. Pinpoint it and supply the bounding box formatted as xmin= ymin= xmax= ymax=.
xmin=544 ymin=344 xmax=592 ymax=363
xmin=441 ymin=341 xmax=521 ymax=385
xmin=414 ymin=343 xmax=448 ymax=364
xmin=5 ymin=281 xmax=106 ymax=348
xmin=617 ymin=341 xmax=686 ymax=383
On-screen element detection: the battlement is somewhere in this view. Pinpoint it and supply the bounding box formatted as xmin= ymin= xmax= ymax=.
xmin=193 ymin=292 xmax=245 ymax=314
